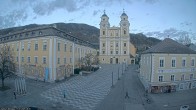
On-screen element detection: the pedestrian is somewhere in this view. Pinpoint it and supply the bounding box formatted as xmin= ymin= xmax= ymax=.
xmin=14 ymin=91 xmax=16 ymax=99
xmin=63 ymin=90 xmax=66 ymax=98
xmin=125 ymin=91 xmax=129 ymax=99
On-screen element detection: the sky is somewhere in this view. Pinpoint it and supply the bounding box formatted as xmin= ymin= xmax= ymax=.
xmin=0 ymin=0 xmax=196 ymax=43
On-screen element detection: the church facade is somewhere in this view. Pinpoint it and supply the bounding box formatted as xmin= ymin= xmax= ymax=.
xmin=99 ymin=11 xmax=136 ymax=64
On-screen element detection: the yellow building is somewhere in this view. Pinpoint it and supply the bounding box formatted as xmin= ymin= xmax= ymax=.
xmin=99 ymin=10 xmax=136 ymax=64
xmin=140 ymin=38 xmax=196 ymax=93
xmin=0 ymin=25 xmax=97 ymax=82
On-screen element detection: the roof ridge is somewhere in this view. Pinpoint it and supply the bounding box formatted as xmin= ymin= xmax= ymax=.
xmin=143 ymin=38 xmax=196 ymax=54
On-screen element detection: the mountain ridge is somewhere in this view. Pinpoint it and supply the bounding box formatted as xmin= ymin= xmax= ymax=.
xmin=0 ymin=23 xmax=161 ymax=52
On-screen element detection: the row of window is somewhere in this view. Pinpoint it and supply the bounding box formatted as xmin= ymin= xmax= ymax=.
xmin=16 ymin=56 xmax=73 ymax=64
xmin=158 ymin=74 xmax=194 ymax=82
xmin=17 ymin=42 xmax=73 ymax=52
xmin=102 ymin=30 xmax=127 ymax=36
xmin=102 ymin=42 xmax=127 ymax=47
xmin=11 ymin=42 xmax=91 ymax=53
xmin=159 ymin=58 xmax=195 ymax=68
xmin=102 ymin=50 xmax=126 ymax=54
xmin=0 ymin=31 xmax=43 ymax=42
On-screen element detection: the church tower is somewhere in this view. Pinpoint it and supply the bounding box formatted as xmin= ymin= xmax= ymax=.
xmin=100 ymin=10 xmax=110 ymax=37
xmin=119 ymin=10 xmax=130 ymax=63
xmin=99 ymin=10 xmax=136 ymax=64
xmin=99 ymin=10 xmax=110 ymax=59
xmin=120 ymin=9 xmax=130 ymax=38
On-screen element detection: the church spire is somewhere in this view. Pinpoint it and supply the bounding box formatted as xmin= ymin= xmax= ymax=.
xmin=102 ymin=9 xmax=108 ymax=17
xmin=121 ymin=8 xmax=127 ymax=16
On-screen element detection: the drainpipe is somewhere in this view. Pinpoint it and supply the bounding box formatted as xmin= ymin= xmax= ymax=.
xmin=149 ymin=54 xmax=153 ymax=93
xmin=72 ymin=41 xmax=75 ymax=75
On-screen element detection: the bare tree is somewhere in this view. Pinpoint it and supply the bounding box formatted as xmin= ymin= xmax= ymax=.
xmin=81 ymin=53 xmax=98 ymax=71
xmin=0 ymin=44 xmax=16 ymax=88
xmin=178 ymin=35 xmax=191 ymax=45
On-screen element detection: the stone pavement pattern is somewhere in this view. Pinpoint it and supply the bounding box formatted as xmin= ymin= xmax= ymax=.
xmin=41 ymin=64 xmax=124 ymax=110
xmin=1 ymin=64 xmax=196 ymax=110
xmin=96 ymin=65 xmax=148 ymax=110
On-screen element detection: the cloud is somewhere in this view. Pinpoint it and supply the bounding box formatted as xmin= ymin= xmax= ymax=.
xmin=32 ymin=0 xmax=79 ymax=16
xmin=180 ymin=21 xmax=192 ymax=27
xmin=0 ymin=0 xmax=160 ymax=29
xmin=93 ymin=10 xmax=101 ymax=16
xmin=145 ymin=28 xmax=195 ymax=43
xmin=145 ymin=0 xmax=158 ymax=4
xmin=0 ymin=8 xmax=28 ymax=29
xmin=0 ymin=0 xmax=87 ymax=29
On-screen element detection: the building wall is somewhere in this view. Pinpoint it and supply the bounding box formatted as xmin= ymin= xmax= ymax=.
xmin=99 ymin=55 xmax=130 ymax=64
xmin=99 ymin=13 xmax=136 ymax=64
xmin=139 ymin=54 xmax=152 ymax=89
xmin=140 ymin=53 xmax=196 ymax=92
xmin=129 ymin=42 xmax=136 ymax=57
xmin=0 ymin=34 xmax=96 ymax=82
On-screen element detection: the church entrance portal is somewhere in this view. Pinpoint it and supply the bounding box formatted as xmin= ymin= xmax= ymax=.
xmin=110 ymin=58 xmax=113 ymax=64
xmin=116 ymin=58 xmax=118 ymax=64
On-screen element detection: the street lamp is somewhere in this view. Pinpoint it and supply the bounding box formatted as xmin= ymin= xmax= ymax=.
xmin=118 ymin=67 xmax=120 ymax=80
xmin=122 ymin=63 xmax=123 ymax=75
xmin=111 ymin=72 xmax=114 ymax=87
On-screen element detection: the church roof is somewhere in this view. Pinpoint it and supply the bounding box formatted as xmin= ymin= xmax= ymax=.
xmin=102 ymin=13 xmax=108 ymax=17
xmin=102 ymin=10 xmax=108 ymax=17
xmin=143 ymin=38 xmax=196 ymax=54
xmin=121 ymin=12 xmax=127 ymax=16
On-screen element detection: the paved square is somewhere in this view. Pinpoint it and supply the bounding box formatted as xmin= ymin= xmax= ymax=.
xmin=41 ymin=64 xmax=124 ymax=110
xmin=1 ymin=64 xmax=195 ymax=110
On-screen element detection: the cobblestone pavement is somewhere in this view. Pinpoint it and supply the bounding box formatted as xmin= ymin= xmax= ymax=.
xmin=96 ymin=65 xmax=196 ymax=110
xmin=41 ymin=64 xmax=124 ymax=110
xmin=1 ymin=64 xmax=195 ymax=110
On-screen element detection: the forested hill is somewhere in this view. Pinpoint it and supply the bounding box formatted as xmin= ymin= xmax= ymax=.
xmin=0 ymin=23 xmax=161 ymax=52
xmin=130 ymin=33 xmax=161 ymax=53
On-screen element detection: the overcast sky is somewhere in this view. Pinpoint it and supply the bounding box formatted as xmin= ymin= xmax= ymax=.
xmin=0 ymin=0 xmax=196 ymax=43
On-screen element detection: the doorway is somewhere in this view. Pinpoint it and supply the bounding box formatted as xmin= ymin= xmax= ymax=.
xmin=110 ymin=58 xmax=113 ymax=64
xmin=116 ymin=58 xmax=118 ymax=64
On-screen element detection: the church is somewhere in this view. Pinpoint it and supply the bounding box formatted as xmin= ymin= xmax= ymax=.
xmin=99 ymin=10 xmax=136 ymax=64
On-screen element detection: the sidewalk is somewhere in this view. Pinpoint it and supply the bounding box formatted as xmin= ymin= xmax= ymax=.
xmin=96 ymin=65 xmax=150 ymax=110
xmin=149 ymin=88 xmax=196 ymax=110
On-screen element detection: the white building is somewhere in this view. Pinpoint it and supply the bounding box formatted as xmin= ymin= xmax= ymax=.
xmin=140 ymin=38 xmax=196 ymax=93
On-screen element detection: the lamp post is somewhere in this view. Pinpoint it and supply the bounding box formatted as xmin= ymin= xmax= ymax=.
xmin=111 ymin=72 xmax=114 ymax=87
xmin=118 ymin=67 xmax=120 ymax=80
xmin=122 ymin=63 xmax=123 ymax=75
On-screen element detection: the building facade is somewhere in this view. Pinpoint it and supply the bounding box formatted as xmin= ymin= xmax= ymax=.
xmin=99 ymin=11 xmax=136 ymax=64
xmin=140 ymin=38 xmax=196 ymax=93
xmin=0 ymin=25 xmax=97 ymax=82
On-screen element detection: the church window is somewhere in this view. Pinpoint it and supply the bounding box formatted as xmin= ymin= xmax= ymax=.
xmin=102 ymin=43 xmax=105 ymax=47
xmin=110 ymin=51 xmax=113 ymax=54
xmin=124 ymin=43 xmax=126 ymax=47
xmin=116 ymin=43 xmax=118 ymax=47
xmin=124 ymin=30 xmax=126 ymax=34
xmin=103 ymin=31 xmax=105 ymax=35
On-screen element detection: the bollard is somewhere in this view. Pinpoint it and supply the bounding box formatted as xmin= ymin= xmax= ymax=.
xmin=111 ymin=72 xmax=114 ymax=87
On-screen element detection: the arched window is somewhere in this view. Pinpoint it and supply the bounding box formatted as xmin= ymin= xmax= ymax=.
xmin=124 ymin=30 xmax=126 ymax=35
xmin=103 ymin=31 xmax=105 ymax=35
